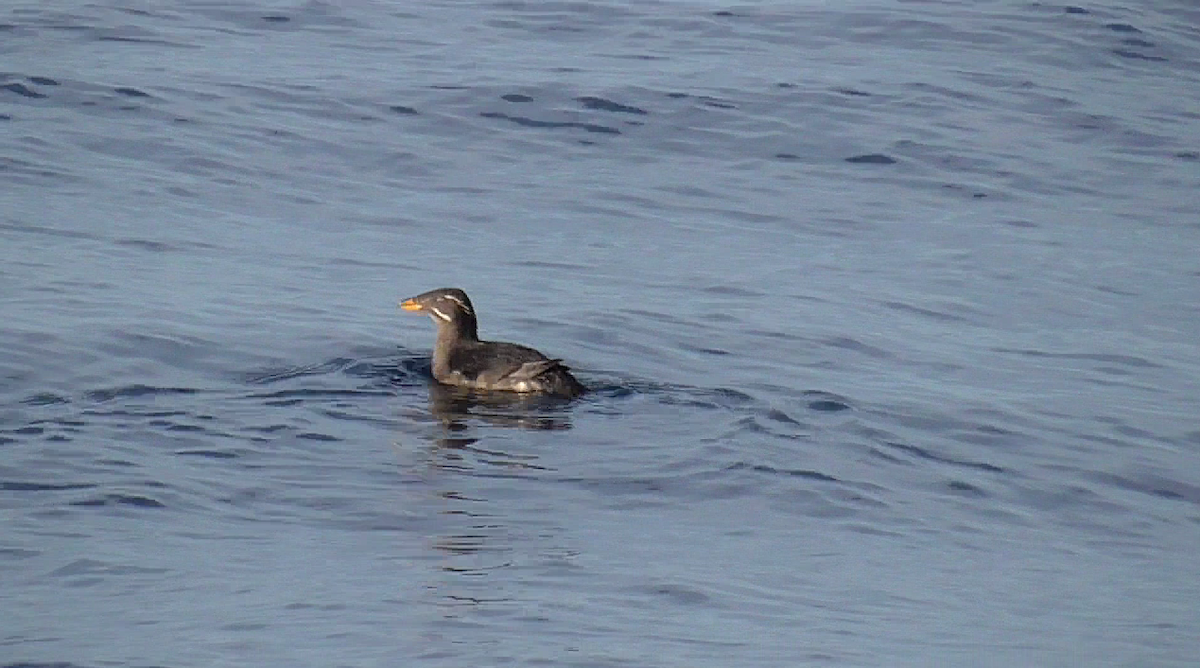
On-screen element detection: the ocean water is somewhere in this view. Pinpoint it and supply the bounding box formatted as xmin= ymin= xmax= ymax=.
xmin=2 ymin=1 xmax=1199 ymax=666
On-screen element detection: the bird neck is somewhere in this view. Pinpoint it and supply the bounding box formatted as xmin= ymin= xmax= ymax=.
xmin=436 ymin=314 xmax=478 ymax=343
xmin=432 ymin=316 xmax=479 ymax=376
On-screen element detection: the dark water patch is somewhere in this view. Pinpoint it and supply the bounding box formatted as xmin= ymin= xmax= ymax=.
xmin=28 ymin=76 xmax=59 ymax=86
xmin=501 ymin=93 xmax=533 ymax=102
xmin=1121 ymin=38 xmax=1154 ymax=48
xmin=1087 ymin=367 xmax=1147 ymax=382
xmin=388 ymin=104 xmax=418 ymax=115
xmin=0 ymin=157 xmax=78 ymax=184
xmin=22 ymin=392 xmax=70 ymax=406
xmin=96 ymin=34 xmax=183 ymax=46
xmin=175 ymin=449 xmax=238 ymax=459
xmin=866 ymin=445 xmax=909 ymax=466
xmin=479 ymin=111 xmax=620 ymax=135
xmin=70 ymin=494 xmax=166 ymax=509
xmin=83 ymin=408 xmax=189 ymax=420
xmin=992 ymin=348 xmax=1161 ymax=369
xmin=1063 ymin=5 xmax=1089 ymax=14
xmin=701 ymin=284 xmax=764 ymax=297
xmin=802 ymin=391 xmax=852 ymax=412
xmin=94 ymin=458 xmax=137 ymax=468
xmin=948 ymin=423 xmax=1026 ymax=449
xmin=509 ymin=259 xmax=592 ymax=270
xmin=1113 ymin=50 xmax=1166 ymax=62
xmin=262 ymin=15 xmax=291 ymax=23
xmin=942 ymin=183 xmax=989 ymax=199
xmin=1094 ymin=284 xmax=1138 ymax=297
xmin=48 ymin=558 xmax=171 ymax=578
xmin=576 ymin=96 xmax=648 ymax=115
xmin=163 ymin=422 xmax=207 ymax=433
xmin=775 ymin=153 xmax=801 ymax=161
xmin=880 ymin=441 xmax=1004 ymax=473
xmin=835 ymin=87 xmax=871 ymax=97
xmin=1105 ymin=23 xmax=1141 ymax=34
xmin=345 ymin=357 xmax=410 ymax=382
xmin=578 ymin=378 xmax=764 ymax=417
xmin=620 ymin=307 xmax=691 ymax=327
xmin=297 ymin=432 xmax=340 ymax=442
xmin=1015 ymin=482 xmax=1130 ymax=517
xmin=698 ymin=97 xmax=736 ymax=109
xmin=822 ymin=335 xmax=892 ymax=359
xmin=678 ymin=342 xmax=730 ymax=356
xmin=905 ymin=81 xmax=987 ymax=104
xmin=726 ymin=461 xmax=838 ymax=483
xmin=882 ymin=300 xmax=971 ymax=323
xmin=1096 ymin=418 xmax=1155 ymax=440
xmin=667 ymin=386 xmax=756 ymax=410
xmin=84 ymin=385 xmax=199 ymax=403
xmin=603 ymin=53 xmax=666 ymax=61
xmin=242 ymin=423 xmax=294 ymax=436
xmin=113 ymin=86 xmax=152 ymax=98
xmin=439 ymin=437 xmax=479 ymax=450
xmin=319 ymin=406 xmax=398 ymax=428
xmin=3 ymin=664 xmax=92 ymax=668
xmin=764 ymin=408 xmax=801 ymax=426
xmin=846 ymin=153 xmax=897 ymax=165
xmin=809 ymin=400 xmax=849 ymax=413
xmin=724 ymin=415 xmax=806 ymax=441
xmin=1 ymin=481 xmax=98 ymax=492
xmin=1091 ymin=472 xmax=1200 ymax=505
xmin=555 ymin=473 xmax=734 ymax=502
xmin=114 ymin=238 xmax=179 ymax=252
xmin=2 ymin=82 xmax=46 ymax=98
xmin=1176 ymin=152 xmax=1198 ymax=161
xmin=946 ymin=480 xmax=988 ymax=497
xmin=641 ymin=582 xmax=711 ymax=606
xmin=579 ymin=382 xmax=637 ymax=400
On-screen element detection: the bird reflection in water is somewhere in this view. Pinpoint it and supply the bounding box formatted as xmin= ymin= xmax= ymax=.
xmin=417 ymin=383 xmax=570 ymax=588
xmin=426 ymin=381 xmax=575 ymax=433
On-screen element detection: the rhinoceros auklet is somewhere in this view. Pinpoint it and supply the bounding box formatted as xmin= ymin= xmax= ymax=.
xmin=400 ymin=288 xmax=586 ymax=398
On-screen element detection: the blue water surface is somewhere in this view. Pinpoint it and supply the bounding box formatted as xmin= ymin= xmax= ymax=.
xmin=2 ymin=1 xmax=1199 ymax=666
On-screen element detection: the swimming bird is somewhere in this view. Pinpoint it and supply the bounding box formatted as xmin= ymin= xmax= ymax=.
xmin=399 ymin=288 xmax=586 ymax=398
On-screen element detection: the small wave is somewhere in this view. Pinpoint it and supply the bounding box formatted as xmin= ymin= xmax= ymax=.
xmin=83 ymin=385 xmax=200 ymax=402
xmin=725 ymin=461 xmax=839 ymax=482
xmin=877 ymin=440 xmax=1005 ymax=473
xmin=1 ymin=481 xmax=97 ymax=492
xmin=70 ymin=493 xmax=167 ymax=509
xmin=479 ymin=111 xmax=620 ymax=135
